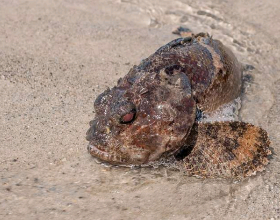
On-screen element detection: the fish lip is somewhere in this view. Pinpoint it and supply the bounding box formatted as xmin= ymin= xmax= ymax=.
xmin=87 ymin=143 xmax=128 ymax=165
xmin=87 ymin=144 xmax=111 ymax=161
xmin=87 ymin=144 xmax=146 ymax=168
xmin=87 ymin=143 xmax=150 ymax=165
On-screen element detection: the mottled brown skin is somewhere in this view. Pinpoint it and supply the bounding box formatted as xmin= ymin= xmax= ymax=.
xmin=87 ymin=66 xmax=196 ymax=164
xmin=175 ymin=122 xmax=271 ymax=178
xmin=86 ymin=30 xmax=271 ymax=178
xmin=137 ymin=33 xmax=242 ymax=112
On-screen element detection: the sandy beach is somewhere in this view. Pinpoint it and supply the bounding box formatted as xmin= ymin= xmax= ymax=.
xmin=1 ymin=0 xmax=280 ymax=219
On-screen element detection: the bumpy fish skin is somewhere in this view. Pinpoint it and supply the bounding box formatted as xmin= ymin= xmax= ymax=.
xmin=138 ymin=33 xmax=242 ymax=111
xmin=175 ymin=122 xmax=271 ymax=178
xmin=86 ymin=32 xmax=270 ymax=178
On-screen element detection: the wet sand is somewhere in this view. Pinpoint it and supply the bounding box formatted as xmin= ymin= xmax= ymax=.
xmin=1 ymin=0 xmax=280 ymax=219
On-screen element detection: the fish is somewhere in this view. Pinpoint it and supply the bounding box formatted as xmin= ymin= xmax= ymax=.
xmin=86 ymin=28 xmax=271 ymax=178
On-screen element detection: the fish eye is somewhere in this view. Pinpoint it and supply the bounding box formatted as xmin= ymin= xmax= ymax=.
xmin=120 ymin=109 xmax=136 ymax=124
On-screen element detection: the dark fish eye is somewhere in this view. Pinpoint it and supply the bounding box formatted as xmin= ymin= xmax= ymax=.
xmin=120 ymin=109 xmax=136 ymax=124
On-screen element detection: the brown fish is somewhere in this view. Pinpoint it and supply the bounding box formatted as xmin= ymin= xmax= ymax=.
xmin=86 ymin=28 xmax=271 ymax=179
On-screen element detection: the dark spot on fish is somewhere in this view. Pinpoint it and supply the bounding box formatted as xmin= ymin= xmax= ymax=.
xmin=205 ymin=124 xmax=219 ymax=139
xmin=224 ymin=137 xmax=239 ymax=150
xmin=237 ymin=122 xmax=248 ymax=137
xmin=229 ymin=122 xmax=238 ymax=131
xmin=175 ymin=123 xmax=199 ymax=160
xmin=164 ymin=64 xmax=182 ymax=75
xmin=195 ymin=108 xmax=204 ymax=121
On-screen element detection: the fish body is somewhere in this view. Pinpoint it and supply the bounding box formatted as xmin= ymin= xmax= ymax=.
xmin=86 ymin=31 xmax=270 ymax=178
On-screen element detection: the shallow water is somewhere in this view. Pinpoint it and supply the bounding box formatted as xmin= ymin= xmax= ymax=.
xmin=1 ymin=0 xmax=280 ymax=219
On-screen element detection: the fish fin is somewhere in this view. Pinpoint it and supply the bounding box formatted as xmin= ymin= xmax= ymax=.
xmin=175 ymin=121 xmax=271 ymax=179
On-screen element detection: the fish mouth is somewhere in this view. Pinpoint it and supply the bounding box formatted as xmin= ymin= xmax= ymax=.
xmin=87 ymin=142 xmax=153 ymax=165
xmin=87 ymin=143 xmax=131 ymax=165
xmin=87 ymin=144 xmax=115 ymax=163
